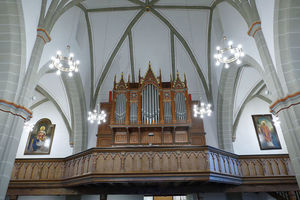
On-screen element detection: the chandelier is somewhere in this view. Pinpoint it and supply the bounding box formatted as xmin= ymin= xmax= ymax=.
xmin=193 ymin=102 xmax=212 ymax=118
xmin=214 ymin=36 xmax=244 ymax=69
xmin=49 ymin=45 xmax=79 ymax=77
xmin=88 ymin=105 xmax=107 ymax=124
xmin=24 ymin=121 xmax=34 ymax=132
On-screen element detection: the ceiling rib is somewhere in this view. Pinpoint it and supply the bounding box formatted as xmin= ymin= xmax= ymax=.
xmin=150 ymin=8 xmax=211 ymax=102
xmin=87 ymin=6 xmax=143 ymax=12
xmin=36 ymin=85 xmax=73 ymax=138
xmin=152 ymin=5 xmax=210 ymax=10
xmin=128 ymin=30 xmax=135 ymax=82
xmin=232 ymin=80 xmax=264 ymax=141
xmin=77 ymin=3 xmax=95 ymax=109
xmin=149 ymin=0 xmax=160 ymax=6
xmin=127 ymin=0 xmax=145 ymax=6
xmin=92 ymin=9 xmax=145 ymax=108
xmin=170 ymin=31 xmax=175 ymax=79
xmin=207 ymin=9 xmax=213 ymax=103
xmin=29 ymin=98 xmax=49 ymax=110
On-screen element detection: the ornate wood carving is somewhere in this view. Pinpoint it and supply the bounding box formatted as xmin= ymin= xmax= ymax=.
xmin=97 ymin=63 xmax=204 ymax=147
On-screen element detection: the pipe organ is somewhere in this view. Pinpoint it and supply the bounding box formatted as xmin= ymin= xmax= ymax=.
xmin=97 ymin=63 xmax=206 ymax=147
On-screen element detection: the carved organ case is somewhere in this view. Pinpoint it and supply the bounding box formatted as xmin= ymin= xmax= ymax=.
xmin=97 ymin=63 xmax=206 ymax=147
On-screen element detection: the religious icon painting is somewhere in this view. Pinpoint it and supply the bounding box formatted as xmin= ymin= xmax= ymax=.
xmin=252 ymin=114 xmax=281 ymax=150
xmin=24 ymin=118 xmax=55 ymax=155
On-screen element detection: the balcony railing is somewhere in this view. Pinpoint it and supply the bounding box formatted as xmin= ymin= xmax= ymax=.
xmin=9 ymin=146 xmax=295 ymax=188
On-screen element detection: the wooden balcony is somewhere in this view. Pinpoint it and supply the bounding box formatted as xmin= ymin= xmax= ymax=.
xmin=7 ymin=146 xmax=298 ymax=196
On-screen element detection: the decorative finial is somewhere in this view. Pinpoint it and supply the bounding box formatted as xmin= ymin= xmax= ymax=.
xmin=128 ymin=74 xmax=130 ymax=83
xmin=149 ymin=61 xmax=151 ymax=68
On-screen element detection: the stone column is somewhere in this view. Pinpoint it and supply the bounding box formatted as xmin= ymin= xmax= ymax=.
xmin=272 ymin=0 xmax=300 ymax=185
xmin=0 ymin=1 xmax=27 ymax=199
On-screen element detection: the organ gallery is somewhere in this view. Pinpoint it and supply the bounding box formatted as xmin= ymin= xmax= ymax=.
xmin=97 ymin=63 xmax=206 ymax=147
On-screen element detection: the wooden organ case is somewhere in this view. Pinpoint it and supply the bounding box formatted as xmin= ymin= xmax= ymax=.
xmin=97 ymin=64 xmax=206 ymax=147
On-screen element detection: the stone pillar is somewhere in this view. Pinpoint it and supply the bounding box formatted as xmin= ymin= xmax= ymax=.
xmin=0 ymin=1 xmax=27 ymax=199
xmin=272 ymin=0 xmax=300 ymax=185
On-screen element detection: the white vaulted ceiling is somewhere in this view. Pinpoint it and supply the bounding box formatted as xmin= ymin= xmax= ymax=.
xmin=20 ymin=0 xmax=274 ymax=132
xmin=83 ymin=0 xmax=213 ymax=103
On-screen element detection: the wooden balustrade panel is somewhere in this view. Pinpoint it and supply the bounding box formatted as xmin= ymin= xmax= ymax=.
xmin=9 ymin=147 xmax=295 ymax=188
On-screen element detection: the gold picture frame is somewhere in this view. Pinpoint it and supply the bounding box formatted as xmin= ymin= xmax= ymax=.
xmin=24 ymin=118 xmax=55 ymax=155
xmin=252 ymin=114 xmax=281 ymax=150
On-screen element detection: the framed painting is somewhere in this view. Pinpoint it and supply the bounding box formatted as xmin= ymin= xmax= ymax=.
xmin=252 ymin=114 xmax=281 ymax=150
xmin=24 ymin=118 xmax=55 ymax=155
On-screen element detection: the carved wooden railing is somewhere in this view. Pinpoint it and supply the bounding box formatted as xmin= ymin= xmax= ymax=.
xmin=9 ymin=146 xmax=295 ymax=188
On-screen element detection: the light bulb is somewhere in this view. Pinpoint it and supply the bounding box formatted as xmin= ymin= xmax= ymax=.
xmin=230 ymin=49 xmax=234 ymax=54
xmin=51 ymin=56 xmax=55 ymax=61
xmin=194 ymin=113 xmax=197 ymax=117
xmin=240 ymin=52 xmax=245 ymax=57
xmin=208 ymin=104 xmax=211 ymax=107
xmin=216 ymin=61 xmax=220 ymax=66
xmin=56 ymin=70 xmax=61 ymax=75
xmin=68 ymin=72 xmax=73 ymax=77
xmin=236 ymin=59 xmax=241 ymax=65
xmin=223 ymin=57 xmax=228 ymax=61
xmin=49 ymin=64 xmax=54 ymax=69
xmin=76 ymin=60 xmax=80 ymax=64
xmin=225 ymin=64 xmax=229 ymax=69
xmin=75 ymin=68 xmax=79 ymax=72
xmin=237 ymin=44 xmax=242 ymax=49
xmin=228 ymin=41 xmax=233 ymax=46
xmin=69 ymin=53 xmax=74 ymax=58
xmin=57 ymin=50 xmax=62 ymax=55
xmin=216 ymin=46 xmax=220 ymax=50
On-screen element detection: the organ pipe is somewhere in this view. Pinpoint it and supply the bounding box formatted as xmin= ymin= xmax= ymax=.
xmin=142 ymin=84 xmax=160 ymax=124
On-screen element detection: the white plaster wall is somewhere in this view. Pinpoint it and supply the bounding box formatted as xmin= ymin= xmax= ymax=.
xmin=233 ymin=97 xmax=288 ymax=155
xmin=16 ymin=101 xmax=73 ymax=158
xmin=18 ymin=196 xmax=65 ymax=200
xmin=203 ymin=112 xmax=219 ymax=148
xmin=108 ymin=195 xmax=144 ymax=200
xmin=87 ymin=122 xmax=98 ymax=149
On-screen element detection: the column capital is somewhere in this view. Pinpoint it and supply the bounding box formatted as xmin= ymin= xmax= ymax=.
xmin=37 ymin=28 xmax=51 ymax=43
xmin=0 ymin=99 xmax=32 ymax=121
xmin=248 ymin=21 xmax=261 ymax=37
xmin=270 ymin=91 xmax=300 ymax=115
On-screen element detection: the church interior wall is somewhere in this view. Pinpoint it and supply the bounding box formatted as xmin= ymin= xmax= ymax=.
xmin=16 ymin=101 xmax=73 ymax=159
xmin=233 ymin=97 xmax=288 ymax=155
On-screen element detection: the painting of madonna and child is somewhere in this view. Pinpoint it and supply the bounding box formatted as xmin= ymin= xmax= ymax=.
xmin=252 ymin=114 xmax=281 ymax=150
xmin=24 ymin=118 xmax=55 ymax=155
